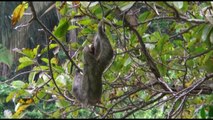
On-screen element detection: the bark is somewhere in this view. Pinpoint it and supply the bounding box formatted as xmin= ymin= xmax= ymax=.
xmin=0 ymin=2 xmax=59 ymax=77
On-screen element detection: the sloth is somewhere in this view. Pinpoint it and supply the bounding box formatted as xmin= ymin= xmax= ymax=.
xmin=72 ymin=20 xmax=113 ymax=105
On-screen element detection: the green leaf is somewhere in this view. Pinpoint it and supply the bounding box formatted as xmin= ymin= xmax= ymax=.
xmin=22 ymin=48 xmax=35 ymax=59
xmin=33 ymin=66 xmax=49 ymax=71
xmin=40 ymin=43 xmax=58 ymax=55
xmin=111 ymin=55 xmax=124 ymax=72
xmin=17 ymin=62 xmax=34 ymax=71
xmin=78 ymin=19 xmax=92 ymax=26
xmin=51 ymin=57 xmax=58 ymax=65
xmin=41 ymin=58 xmax=48 ymax=64
xmin=120 ymin=2 xmax=135 ymax=11
xmin=0 ymin=44 xmax=13 ymax=68
xmin=33 ymin=45 xmax=40 ymax=56
xmin=56 ymin=99 xmax=70 ymax=108
xmin=181 ymin=2 xmax=188 ymax=12
xmin=52 ymin=65 xmax=65 ymax=73
xmin=52 ymin=110 xmax=61 ymax=118
xmin=68 ymin=25 xmax=79 ymax=30
xmin=139 ymin=11 xmax=150 ymax=22
xmin=202 ymin=25 xmax=213 ymax=41
xmin=22 ymin=1 xmax=28 ymax=9
xmin=28 ymin=71 xmax=37 ymax=84
xmin=210 ymin=31 xmax=213 ymax=44
xmin=11 ymin=80 xmax=26 ymax=89
xmin=209 ymin=106 xmax=213 ymax=118
xmin=6 ymin=91 xmax=16 ymax=102
xmin=200 ymin=107 xmax=206 ymax=119
xmin=19 ymin=57 xmax=33 ymax=63
xmin=17 ymin=57 xmax=34 ymax=70
xmin=173 ymin=2 xmax=183 ymax=9
xmin=186 ymin=38 xmax=197 ymax=49
xmin=78 ymin=27 xmax=94 ymax=38
xmin=53 ymin=18 xmax=69 ymax=39
xmin=35 ymin=90 xmax=45 ymax=103
xmin=193 ymin=24 xmax=205 ymax=40
xmin=116 ymin=89 xmax=124 ymax=96
xmin=155 ymin=33 xmax=168 ymax=54
xmin=124 ymin=57 xmax=132 ymax=66
xmin=55 ymin=75 xmax=67 ymax=87
xmin=203 ymin=51 xmax=213 ymax=64
xmin=157 ymin=64 xmax=167 ymax=76
xmin=70 ymin=42 xmax=80 ymax=50
xmin=202 ymin=59 xmax=213 ymax=73
xmin=72 ymin=110 xmax=79 ymax=118
xmin=59 ymin=2 xmax=69 ymax=16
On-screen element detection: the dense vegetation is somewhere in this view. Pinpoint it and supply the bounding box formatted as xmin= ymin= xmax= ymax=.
xmin=0 ymin=1 xmax=213 ymax=118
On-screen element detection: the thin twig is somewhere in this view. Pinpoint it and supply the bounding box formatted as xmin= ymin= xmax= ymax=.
xmin=121 ymin=93 xmax=165 ymax=118
xmin=28 ymin=2 xmax=82 ymax=73
xmin=0 ymin=70 xmax=49 ymax=84
xmin=167 ymin=95 xmax=187 ymax=118
xmin=45 ymin=29 xmax=73 ymax=102
xmin=101 ymin=94 xmax=129 ymax=118
xmin=145 ymin=2 xmax=159 ymax=15
xmin=99 ymin=2 xmax=105 ymax=18
xmin=126 ymin=19 xmax=169 ymax=90
xmin=169 ymin=25 xmax=198 ymax=40
xmin=164 ymin=2 xmax=180 ymax=18
xmin=28 ymin=2 xmax=75 ymax=102
xmin=187 ymin=47 xmax=213 ymax=60
xmin=170 ymin=96 xmax=187 ymax=118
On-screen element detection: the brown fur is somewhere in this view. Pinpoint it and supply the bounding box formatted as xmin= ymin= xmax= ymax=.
xmin=72 ymin=20 xmax=113 ymax=105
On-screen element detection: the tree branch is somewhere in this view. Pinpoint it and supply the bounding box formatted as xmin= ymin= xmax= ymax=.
xmin=187 ymin=47 xmax=213 ymax=60
xmin=0 ymin=70 xmax=49 ymax=84
xmin=122 ymin=93 xmax=165 ymax=118
xmin=169 ymin=25 xmax=198 ymax=40
xmin=29 ymin=2 xmax=76 ymax=102
xmin=126 ymin=20 xmax=169 ymax=90
xmin=28 ymin=2 xmax=82 ymax=73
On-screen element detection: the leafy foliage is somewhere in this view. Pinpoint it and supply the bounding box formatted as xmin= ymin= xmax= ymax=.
xmin=1 ymin=1 xmax=213 ymax=119
xmin=0 ymin=44 xmax=13 ymax=68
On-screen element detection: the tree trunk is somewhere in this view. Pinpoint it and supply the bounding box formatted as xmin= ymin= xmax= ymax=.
xmin=0 ymin=2 xmax=59 ymax=78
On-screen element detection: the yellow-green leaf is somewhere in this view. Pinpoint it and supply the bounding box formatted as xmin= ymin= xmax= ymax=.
xmin=6 ymin=91 xmax=16 ymax=102
xmin=51 ymin=57 xmax=58 ymax=65
xmin=13 ymin=103 xmax=30 ymax=118
xmin=78 ymin=19 xmax=91 ymax=26
xmin=72 ymin=110 xmax=79 ymax=118
xmin=18 ymin=57 xmax=33 ymax=63
xmin=52 ymin=110 xmax=61 ymax=118
xmin=68 ymin=25 xmax=79 ymax=30
xmin=17 ymin=61 xmax=34 ymax=71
